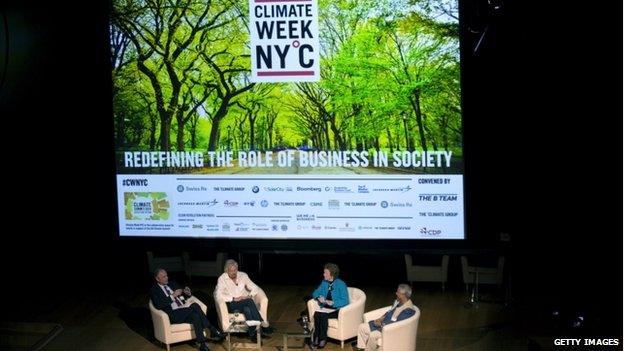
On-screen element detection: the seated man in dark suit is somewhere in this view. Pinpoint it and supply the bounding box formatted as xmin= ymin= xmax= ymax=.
xmin=150 ymin=268 xmax=224 ymax=351
xmin=356 ymin=284 xmax=417 ymax=351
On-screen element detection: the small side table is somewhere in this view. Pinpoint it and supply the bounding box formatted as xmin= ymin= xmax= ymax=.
xmin=224 ymin=321 xmax=261 ymax=351
xmin=283 ymin=327 xmax=315 ymax=351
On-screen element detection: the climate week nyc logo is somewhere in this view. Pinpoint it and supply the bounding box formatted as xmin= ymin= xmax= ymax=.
xmin=249 ymin=0 xmax=320 ymax=82
xmin=124 ymin=192 xmax=170 ymax=220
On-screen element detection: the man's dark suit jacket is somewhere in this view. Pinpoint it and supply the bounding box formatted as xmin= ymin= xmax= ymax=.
xmin=150 ymin=281 xmax=183 ymax=316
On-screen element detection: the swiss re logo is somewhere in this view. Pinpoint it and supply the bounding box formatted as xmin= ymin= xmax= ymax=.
xmin=122 ymin=179 xmax=149 ymax=186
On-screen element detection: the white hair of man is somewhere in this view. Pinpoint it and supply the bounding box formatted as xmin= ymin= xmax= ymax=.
xmin=223 ymin=259 xmax=238 ymax=272
xmin=398 ymin=284 xmax=412 ymax=298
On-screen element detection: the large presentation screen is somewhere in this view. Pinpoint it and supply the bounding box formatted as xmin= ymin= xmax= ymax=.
xmin=110 ymin=0 xmax=464 ymax=239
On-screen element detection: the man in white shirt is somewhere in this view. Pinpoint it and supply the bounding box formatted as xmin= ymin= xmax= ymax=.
xmin=214 ymin=259 xmax=273 ymax=340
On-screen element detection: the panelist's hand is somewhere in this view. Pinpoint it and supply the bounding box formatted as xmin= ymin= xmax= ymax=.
xmin=173 ymin=289 xmax=184 ymax=297
xmin=373 ymin=318 xmax=383 ymax=327
xmin=317 ymin=296 xmax=326 ymax=304
xmin=325 ymin=300 xmax=334 ymax=306
xmin=183 ymin=287 xmax=192 ymax=296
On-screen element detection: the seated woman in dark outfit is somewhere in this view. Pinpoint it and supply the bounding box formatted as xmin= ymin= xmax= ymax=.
xmin=310 ymin=263 xmax=349 ymax=348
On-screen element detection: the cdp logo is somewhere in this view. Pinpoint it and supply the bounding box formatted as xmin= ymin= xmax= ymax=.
xmin=122 ymin=178 xmax=148 ymax=186
xmin=420 ymin=227 xmax=442 ymax=236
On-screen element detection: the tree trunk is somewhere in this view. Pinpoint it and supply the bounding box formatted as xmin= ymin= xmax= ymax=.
xmin=190 ymin=125 xmax=197 ymax=149
xmin=410 ymin=91 xmax=428 ymax=153
xmin=159 ymin=121 xmax=171 ymax=151
xmin=137 ymin=61 xmax=173 ymax=152
xmin=328 ymin=118 xmax=344 ymax=150
xmin=324 ymin=121 xmax=331 ymax=149
xmin=207 ymin=99 xmax=230 ymax=151
xmin=249 ymin=114 xmax=256 ymax=151
xmin=149 ymin=114 xmax=157 ymax=150
xmin=176 ymin=111 xmax=185 ymax=151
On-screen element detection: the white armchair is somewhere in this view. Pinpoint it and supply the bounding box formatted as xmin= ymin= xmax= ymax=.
xmin=363 ymin=305 xmax=421 ymax=351
xmin=149 ymin=296 xmax=207 ymax=351
xmin=214 ymin=287 xmax=269 ymax=331
xmin=461 ymin=255 xmax=505 ymax=289
xmin=404 ymin=254 xmax=450 ymax=291
xmin=307 ymin=287 xmax=366 ymax=348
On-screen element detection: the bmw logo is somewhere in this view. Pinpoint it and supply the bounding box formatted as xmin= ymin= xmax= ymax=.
xmin=252 ymin=186 xmax=260 ymax=193
xmin=177 ymin=185 xmax=184 ymax=192
xmin=381 ymin=201 xmax=388 ymax=208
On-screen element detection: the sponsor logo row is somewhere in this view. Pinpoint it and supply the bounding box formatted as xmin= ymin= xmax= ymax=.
xmin=177 ymin=222 xmax=442 ymax=236
xmin=176 ymin=200 xmax=425 ymax=208
xmin=170 ymin=184 xmax=415 ymax=194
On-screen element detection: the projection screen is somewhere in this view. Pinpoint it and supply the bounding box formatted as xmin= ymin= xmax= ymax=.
xmin=110 ymin=0 xmax=464 ymax=239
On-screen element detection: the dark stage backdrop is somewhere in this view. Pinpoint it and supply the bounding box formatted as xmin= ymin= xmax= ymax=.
xmin=0 ymin=0 xmax=621 ymax=336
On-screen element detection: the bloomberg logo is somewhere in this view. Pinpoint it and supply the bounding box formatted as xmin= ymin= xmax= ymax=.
xmin=122 ymin=178 xmax=148 ymax=186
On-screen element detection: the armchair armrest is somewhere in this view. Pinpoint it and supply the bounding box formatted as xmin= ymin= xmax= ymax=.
xmin=382 ymin=315 xmax=412 ymax=333
xmin=253 ymin=287 xmax=269 ymax=327
xmin=337 ymin=296 xmax=365 ymax=327
xmin=149 ymin=301 xmax=172 ymax=343
xmin=214 ymin=295 xmax=231 ymax=331
xmin=363 ymin=306 xmax=391 ymax=323
xmin=380 ymin=308 xmax=420 ymax=351
xmin=152 ymin=307 xmax=170 ymax=324
xmin=306 ymin=298 xmax=318 ymax=328
xmin=186 ymin=296 xmax=207 ymax=314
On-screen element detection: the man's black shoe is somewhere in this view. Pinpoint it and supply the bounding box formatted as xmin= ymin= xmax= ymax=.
xmin=199 ymin=342 xmax=210 ymax=351
xmin=208 ymin=330 xmax=225 ymax=342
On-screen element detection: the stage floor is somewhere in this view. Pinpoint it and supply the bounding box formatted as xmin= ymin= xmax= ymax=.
xmin=4 ymin=281 xmax=534 ymax=351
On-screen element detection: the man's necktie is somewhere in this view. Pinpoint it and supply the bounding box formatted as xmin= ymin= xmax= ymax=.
xmin=165 ymin=285 xmax=183 ymax=306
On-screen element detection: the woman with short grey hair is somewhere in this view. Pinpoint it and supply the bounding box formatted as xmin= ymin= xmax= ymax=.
xmin=310 ymin=263 xmax=350 ymax=348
